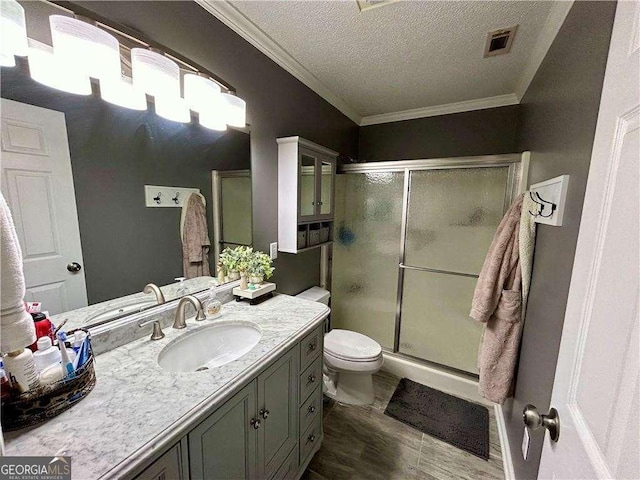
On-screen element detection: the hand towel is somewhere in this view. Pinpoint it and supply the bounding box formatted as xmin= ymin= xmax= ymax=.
xmin=0 ymin=193 xmax=36 ymax=352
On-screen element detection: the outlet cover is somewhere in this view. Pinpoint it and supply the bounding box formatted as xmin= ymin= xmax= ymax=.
xmin=270 ymin=242 xmax=278 ymax=260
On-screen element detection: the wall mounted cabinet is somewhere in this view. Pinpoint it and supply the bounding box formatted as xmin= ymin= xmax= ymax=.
xmin=278 ymin=137 xmax=337 ymax=253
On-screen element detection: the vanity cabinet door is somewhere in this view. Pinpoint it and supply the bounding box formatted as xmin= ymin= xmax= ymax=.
xmin=257 ymin=346 xmax=299 ymax=479
xmin=132 ymin=440 xmax=188 ymax=480
xmin=316 ymin=154 xmax=335 ymax=221
xmin=298 ymin=148 xmax=318 ymax=222
xmin=188 ymin=382 xmax=257 ymax=480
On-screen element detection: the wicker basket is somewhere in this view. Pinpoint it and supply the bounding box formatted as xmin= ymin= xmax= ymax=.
xmin=1 ymin=330 xmax=96 ymax=432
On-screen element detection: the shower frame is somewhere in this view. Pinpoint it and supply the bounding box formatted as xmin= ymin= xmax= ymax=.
xmin=336 ymin=153 xmax=529 ymax=375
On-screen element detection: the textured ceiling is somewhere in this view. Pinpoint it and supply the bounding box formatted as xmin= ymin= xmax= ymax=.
xmin=229 ymin=0 xmax=555 ymax=117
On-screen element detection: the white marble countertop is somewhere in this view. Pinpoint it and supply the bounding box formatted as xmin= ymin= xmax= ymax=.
xmin=5 ymin=295 xmax=329 ymax=479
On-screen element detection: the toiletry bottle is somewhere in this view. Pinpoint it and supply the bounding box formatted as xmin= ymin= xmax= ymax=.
xmin=204 ymin=284 xmax=222 ymax=319
xmin=72 ymin=331 xmax=87 ymax=354
xmin=0 ymin=367 xmax=12 ymax=399
xmin=217 ymin=261 xmax=225 ymax=284
xmin=4 ymin=349 xmax=40 ymax=393
xmin=175 ymin=277 xmax=188 ymax=297
xmin=28 ymin=312 xmax=54 ymax=351
xmin=33 ymin=336 xmax=62 ymax=373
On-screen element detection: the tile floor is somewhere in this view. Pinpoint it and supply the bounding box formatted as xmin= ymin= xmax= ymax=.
xmin=303 ymin=371 xmax=504 ymax=480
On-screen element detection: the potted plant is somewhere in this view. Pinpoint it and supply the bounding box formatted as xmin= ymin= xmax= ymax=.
xmin=219 ymin=246 xmax=253 ymax=281
xmin=247 ymin=251 xmax=274 ymax=285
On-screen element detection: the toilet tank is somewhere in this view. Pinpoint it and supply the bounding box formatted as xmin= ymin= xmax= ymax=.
xmin=296 ymin=286 xmax=330 ymax=305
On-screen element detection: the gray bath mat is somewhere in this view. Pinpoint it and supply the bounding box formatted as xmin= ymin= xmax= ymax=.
xmin=384 ymin=378 xmax=490 ymax=460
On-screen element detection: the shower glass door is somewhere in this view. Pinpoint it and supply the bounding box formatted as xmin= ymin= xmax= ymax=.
xmin=398 ymin=167 xmax=510 ymax=373
xmin=331 ymin=172 xmax=404 ymax=349
xmin=331 ymin=156 xmax=521 ymax=375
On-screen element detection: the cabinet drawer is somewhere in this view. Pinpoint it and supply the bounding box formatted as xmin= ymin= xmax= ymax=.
xmin=300 ymin=416 xmax=322 ymax=467
xmin=299 ymin=385 xmax=322 ymax=435
xmin=300 ymin=327 xmax=322 ymax=371
xmin=299 ymin=355 xmax=322 ymax=404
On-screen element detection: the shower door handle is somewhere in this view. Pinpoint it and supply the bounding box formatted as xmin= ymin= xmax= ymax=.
xmin=398 ymin=263 xmax=479 ymax=279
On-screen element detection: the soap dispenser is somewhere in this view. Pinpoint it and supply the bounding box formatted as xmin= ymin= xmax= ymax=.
xmin=204 ymin=284 xmax=222 ymax=319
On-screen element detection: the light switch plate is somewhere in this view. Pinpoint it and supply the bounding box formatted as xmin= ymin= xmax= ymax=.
xmin=522 ymin=427 xmax=530 ymax=460
xmin=269 ymin=242 xmax=278 ymax=260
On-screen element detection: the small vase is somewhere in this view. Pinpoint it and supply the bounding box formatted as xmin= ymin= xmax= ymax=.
xmin=239 ymin=273 xmax=248 ymax=290
xmin=228 ymin=270 xmax=240 ymax=281
xmin=249 ymin=275 xmax=264 ymax=285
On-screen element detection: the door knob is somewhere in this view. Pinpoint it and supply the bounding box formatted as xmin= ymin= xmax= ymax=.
xmin=67 ymin=262 xmax=82 ymax=273
xmin=523 ymin=404 xmax=560 ymax=442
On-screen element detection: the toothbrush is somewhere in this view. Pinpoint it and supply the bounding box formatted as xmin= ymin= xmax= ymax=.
xmin=57 ymin=333 xmax=75 ymax=378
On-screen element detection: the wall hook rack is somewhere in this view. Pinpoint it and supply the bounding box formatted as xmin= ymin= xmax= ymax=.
xmin=529 ymin=175 xmax=569 ymax=226
xmin=145 ymin=185 xmax=200 ymax=208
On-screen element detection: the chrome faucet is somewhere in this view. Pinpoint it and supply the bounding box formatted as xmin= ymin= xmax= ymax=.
xmin=174 ymin=295 xmax=206 ymax=329
xmin=143 ymin=283 xmax=166 ymax=305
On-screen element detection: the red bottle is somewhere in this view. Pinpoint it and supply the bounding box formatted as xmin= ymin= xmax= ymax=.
xmin=28 ymin=313 xmax=54 ymax=352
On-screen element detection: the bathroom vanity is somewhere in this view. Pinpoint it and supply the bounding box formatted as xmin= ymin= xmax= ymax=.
xmin=4 ymin=294 xmax=328 ymax=480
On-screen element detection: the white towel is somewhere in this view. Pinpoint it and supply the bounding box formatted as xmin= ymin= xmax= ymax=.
xmin=0 ymin=192 xmax=36 ymax=352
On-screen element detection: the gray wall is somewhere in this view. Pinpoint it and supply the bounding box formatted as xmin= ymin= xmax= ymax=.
xmin=1 ymin=67 xmax=250 ymax=303
xmin=503 ymin=2 xmax=617 ymax=478
xmin=73 ymin=1 xmax=359 ymax=296
xmin=358 ymin=105 xmax=520 ymax=161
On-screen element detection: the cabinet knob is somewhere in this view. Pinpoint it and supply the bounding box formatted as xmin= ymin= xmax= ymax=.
xmin=307 ymin=434 xmax=316 ymax=443
xmin=308 ymin=405 xmax=316 ymax=414
xmin=308 ymin=342 xmax=316 ymax=352
xmin=250 ymin=418 xmax=261 ymax=429
xmin=260 ymin=408 xmax=270 ymax=420
xmin=308 ymin=374 xmax=316 ymax=383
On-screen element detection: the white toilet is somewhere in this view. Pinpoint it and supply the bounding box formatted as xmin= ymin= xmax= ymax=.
xmin=296 ymin=287 xmax=384 ymax=406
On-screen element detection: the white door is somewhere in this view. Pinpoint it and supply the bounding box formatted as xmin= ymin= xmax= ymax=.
xmin=1 ymin=99 xmax=88 ymax=314
xmin=538 ymin=2 xmax=639 ymax=479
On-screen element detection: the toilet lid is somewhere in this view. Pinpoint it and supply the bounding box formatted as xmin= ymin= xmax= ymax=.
xmin=324 ymin=329 xmax=382 ymax=361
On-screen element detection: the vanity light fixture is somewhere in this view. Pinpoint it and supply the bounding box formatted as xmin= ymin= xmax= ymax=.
xmin=1 ymin=1 xmax=246 ymax=128
xmin=0 ymin=0 xmax=28 ymax=67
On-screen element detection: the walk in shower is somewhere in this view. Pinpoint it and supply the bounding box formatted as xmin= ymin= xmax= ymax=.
xmin=331 ymin=155 xmax=526 ymax=376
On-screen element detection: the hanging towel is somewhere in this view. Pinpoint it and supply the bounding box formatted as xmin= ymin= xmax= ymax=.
xmin=182 ymin=193 xmax=211 ymax=279
xmin=0 ymin=193 xmax=36 ymax=353
xmin=470 ymin=193 xmax=537 ymax=404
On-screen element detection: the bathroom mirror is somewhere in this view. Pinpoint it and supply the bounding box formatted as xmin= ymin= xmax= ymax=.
xmin=0 ymin=3 xmax=253 ymax=319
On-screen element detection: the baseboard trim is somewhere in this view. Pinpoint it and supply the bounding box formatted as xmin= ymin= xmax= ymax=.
xmin=494 ymin=403 xmax=516 ymax=480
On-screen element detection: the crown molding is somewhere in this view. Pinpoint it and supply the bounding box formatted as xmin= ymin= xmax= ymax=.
xmin=359 ymin=94 xmax=520 ymax=126
xmin=195 ymin=0 xmax=363 ymax=125
xmin=515 ymin=0 xmax=574 ymax=100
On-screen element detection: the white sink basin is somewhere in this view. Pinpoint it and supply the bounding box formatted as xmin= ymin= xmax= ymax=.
xmin=158 ymin=321 xmax=262 ymax=373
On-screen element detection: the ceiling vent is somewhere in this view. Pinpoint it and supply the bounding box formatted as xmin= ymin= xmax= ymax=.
xmin=356 ymin=0 xmax=400 ymax=13
xmin=484 ymin=25 xmax=518 ymax=57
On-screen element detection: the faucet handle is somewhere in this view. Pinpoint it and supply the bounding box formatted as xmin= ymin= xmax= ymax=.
xmin=139 ymin=319 xmax=165 ymax=341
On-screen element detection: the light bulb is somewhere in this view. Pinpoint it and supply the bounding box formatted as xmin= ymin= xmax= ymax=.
xmin=131 ymin=48 xmax=180 ymax=98
xmin=0 ymin=0 xmax=28 ymax=67
xmin=27 ymin=42 xmax=91 ymax=95
xmin=100 ymin=76 xmax=147 ymax=111
xmin=49 ymin=15 xmax=121 ymax=82
xmin=154 ymin=95 xmax=191 ymax=123
xmin=184 ymin=74 xmax=221 ymax=112
xmin=199 ymin=108 xmax=227 ymax=131
xmin=221 ymin=93 xmax=246 ymax=127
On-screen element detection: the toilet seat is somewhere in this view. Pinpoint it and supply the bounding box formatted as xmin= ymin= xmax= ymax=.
xmin=324 ymin=329 xmax=382 ymax=362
